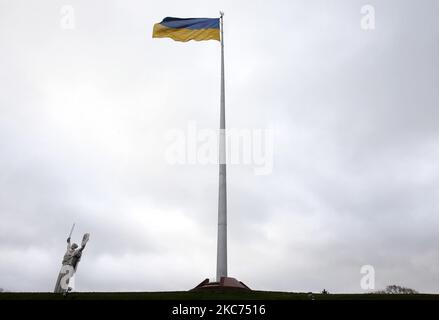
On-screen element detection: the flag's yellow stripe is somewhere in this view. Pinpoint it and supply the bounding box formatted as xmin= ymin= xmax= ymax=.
xmin=152 ymin=23 xmax=220 ymax=42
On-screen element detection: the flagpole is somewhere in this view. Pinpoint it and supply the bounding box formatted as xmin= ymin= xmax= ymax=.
xmin=216 ymin=11 xmax=227 ymax=282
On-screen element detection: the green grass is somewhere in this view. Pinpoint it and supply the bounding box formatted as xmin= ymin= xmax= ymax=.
xmin=1 ymin=291 xmax=439 ymax=300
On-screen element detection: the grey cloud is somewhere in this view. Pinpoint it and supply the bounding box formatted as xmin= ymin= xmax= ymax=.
xmin=1 ymin=0 xmax=439 ymax=293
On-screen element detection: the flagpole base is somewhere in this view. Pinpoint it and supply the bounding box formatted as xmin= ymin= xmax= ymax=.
xmin=191 ymin=277 xmax=251 ymax=291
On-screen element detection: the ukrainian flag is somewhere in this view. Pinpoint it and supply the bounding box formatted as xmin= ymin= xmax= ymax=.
xmin=152 ymin=17 xmax=220 ymax=42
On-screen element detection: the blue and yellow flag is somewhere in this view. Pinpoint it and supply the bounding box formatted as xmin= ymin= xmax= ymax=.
xmin=152 ymin=17 xmax=220 ymax=42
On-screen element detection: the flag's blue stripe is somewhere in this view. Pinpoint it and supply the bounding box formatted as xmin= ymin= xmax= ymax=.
xmin=160 ymin=17 xmax=219 ymax=30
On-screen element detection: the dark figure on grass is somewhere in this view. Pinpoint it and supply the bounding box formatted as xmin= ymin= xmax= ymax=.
xmin=54 ymin=233 xmax=89 ymax=294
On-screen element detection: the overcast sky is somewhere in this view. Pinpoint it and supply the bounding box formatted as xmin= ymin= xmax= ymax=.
xmin=1 ymin=0 xmax=439 ymax=293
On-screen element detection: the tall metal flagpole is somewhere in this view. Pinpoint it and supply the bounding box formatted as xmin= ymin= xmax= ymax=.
xmin=217 ymin=11 xmax=227 ymax=282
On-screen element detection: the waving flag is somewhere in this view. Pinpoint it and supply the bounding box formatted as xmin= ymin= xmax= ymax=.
xmin=152 ymin=17 xmax=220 ymax=42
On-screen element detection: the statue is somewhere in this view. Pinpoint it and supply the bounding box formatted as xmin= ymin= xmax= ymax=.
xmin=54 ymin=224 xmax=90 ymax=294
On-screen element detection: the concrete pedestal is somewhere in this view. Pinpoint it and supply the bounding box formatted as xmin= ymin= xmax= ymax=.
xmin=191 ymin=277 xmax=251 ymax=291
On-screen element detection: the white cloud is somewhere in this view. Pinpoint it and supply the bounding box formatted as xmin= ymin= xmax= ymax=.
xmin=1 ymin=0 xmax=439 ymax=293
